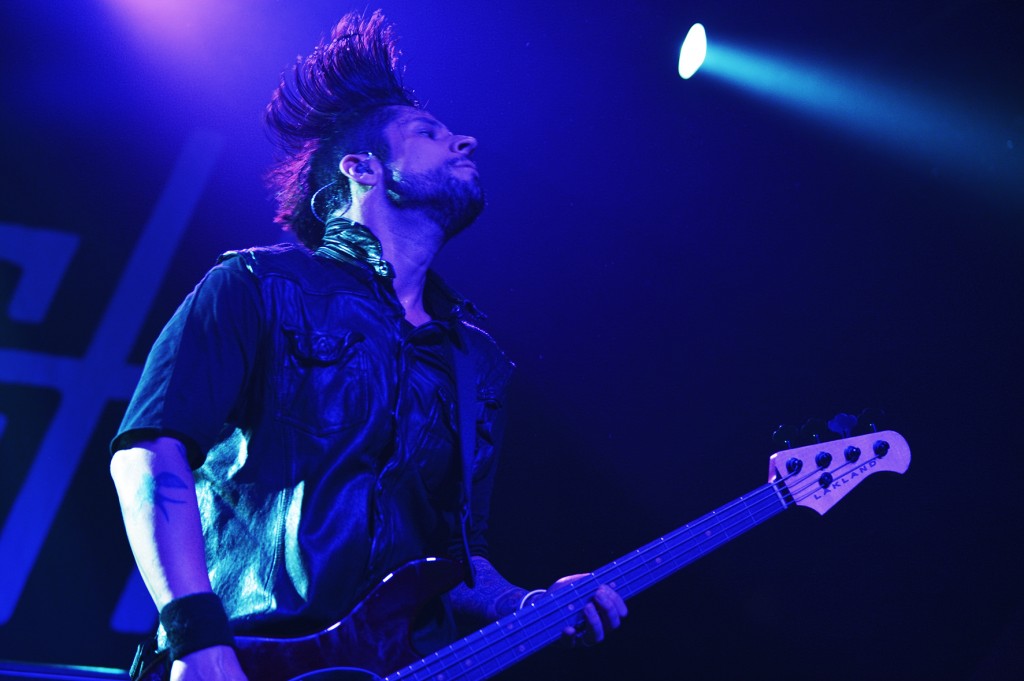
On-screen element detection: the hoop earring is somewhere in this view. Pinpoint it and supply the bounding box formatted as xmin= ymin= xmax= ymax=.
xmin=309 ymin=181 xmax=338 ymax=224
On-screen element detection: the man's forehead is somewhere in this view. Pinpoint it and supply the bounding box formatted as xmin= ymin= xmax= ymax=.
xmin=387 ymin=107 xmax=446 ymax=130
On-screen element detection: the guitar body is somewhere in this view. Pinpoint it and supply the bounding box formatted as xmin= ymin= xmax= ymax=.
xmin=235 ymin=558 xmax=463 ymax=681
xmin=135 ymin=558 xmax=464 ymax=681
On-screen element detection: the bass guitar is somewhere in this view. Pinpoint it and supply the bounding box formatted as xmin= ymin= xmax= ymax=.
xmin=141 ymin=429 xmax=910 ymax=681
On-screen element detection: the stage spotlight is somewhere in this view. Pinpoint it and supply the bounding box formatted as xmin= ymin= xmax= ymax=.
xmin=693 ymin=39 xmax=1019 ymax=206
xmin=678 ymin=23 xmax=707 ymax=79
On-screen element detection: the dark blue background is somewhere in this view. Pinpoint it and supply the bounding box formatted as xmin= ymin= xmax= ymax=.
xmin=1 ymin=1 xmax=1022 ymax=678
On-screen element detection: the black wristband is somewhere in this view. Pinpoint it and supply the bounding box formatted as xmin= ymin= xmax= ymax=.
xmin=159 ymin=592 xmax=234 ymax=661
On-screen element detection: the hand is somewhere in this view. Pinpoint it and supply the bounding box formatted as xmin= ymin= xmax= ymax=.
xmin=170 ymin=646 xmax=247 ymax=681
xmin=548 ymin=574 xmax=628 ymax=646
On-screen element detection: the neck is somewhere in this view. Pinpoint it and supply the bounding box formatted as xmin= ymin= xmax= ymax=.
xmin=379 ymin=227 xmax=438 ymax=326
xmin=340 ymin=196 xmax=446 ymax=325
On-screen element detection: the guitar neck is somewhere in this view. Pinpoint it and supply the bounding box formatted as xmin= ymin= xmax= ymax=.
xmin=387 ymin=481 xmax=789 ymax=681
xmin=593 ymin=481 xmax=788 ymax=600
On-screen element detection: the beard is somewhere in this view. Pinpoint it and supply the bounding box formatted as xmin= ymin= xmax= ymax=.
xmin=384 ymin=162 xmax=485 ymax=240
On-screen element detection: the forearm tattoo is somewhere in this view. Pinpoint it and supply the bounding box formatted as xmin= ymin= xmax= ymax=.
xmin=145 ymin=471 xmax=190 ymax=522
xmin=450 ymin=557 xmax=527 ymax=622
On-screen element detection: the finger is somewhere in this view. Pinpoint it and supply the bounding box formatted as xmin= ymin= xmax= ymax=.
xmin=596 ymin=584 xmax=629 ymax=617
xmin=560 ymin=625 xmax=581 ymax=649
xmin=606 ymin=585 xmax=622 ymax=618
xmin=584 ymin=602 xmax=604 ymax=643
xmin=551 ymin=573 xmax=588 ymax=591
xmin=599 ymin=585 xmax=629 ymax=621
xmin=594 ymin=588 xmax=622 ymax=630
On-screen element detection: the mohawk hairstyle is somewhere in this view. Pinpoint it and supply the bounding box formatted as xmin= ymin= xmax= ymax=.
xmin=265 ymin=10 xmax=418 ymax=248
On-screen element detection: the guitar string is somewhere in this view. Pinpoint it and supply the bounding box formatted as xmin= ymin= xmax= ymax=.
xmin=394 ymin=469 xmax=851 ymax=681
xmin=586 ymin=447 xmax=895 ymax=600
xmin=392 ymin=485 xmax=785 ymax=681
xmin=390 ymin=482 xmax=792 ymax=680
xmin=390 ymin=449 xmax=890 ymax=680
xmin=390 ymin=462 xmax=854 ymax=681
xmin=586 ymin=452 xmax=890 ymax=604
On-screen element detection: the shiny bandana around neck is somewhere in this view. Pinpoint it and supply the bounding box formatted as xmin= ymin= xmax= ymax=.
xmin=315 ymin=216 xmax=395 ymax=279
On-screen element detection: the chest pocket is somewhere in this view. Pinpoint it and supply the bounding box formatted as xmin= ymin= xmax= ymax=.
xmin=278 ymin=327 xmax=369 ymax=436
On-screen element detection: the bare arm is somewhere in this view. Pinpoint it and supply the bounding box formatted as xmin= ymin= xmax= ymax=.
xmin=110 ymin=437 xmax=212 ymax=605
xmin=110 ymin=437 xmax=245 ymax=680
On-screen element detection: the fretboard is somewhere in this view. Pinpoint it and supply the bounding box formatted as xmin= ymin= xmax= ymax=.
xmin=387 ymin=481 xmax=789 ymax=681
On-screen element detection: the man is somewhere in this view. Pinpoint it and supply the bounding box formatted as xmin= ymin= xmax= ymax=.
xmin=110 ymin=10 xmax=626 ymax=681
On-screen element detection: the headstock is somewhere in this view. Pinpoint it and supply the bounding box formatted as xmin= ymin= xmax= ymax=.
xmin=767 ymin=430 xmax=910 ymax=515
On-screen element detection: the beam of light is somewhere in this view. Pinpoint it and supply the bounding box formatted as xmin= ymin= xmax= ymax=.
xmin=693 ymin=39 xmax=1020 ymax=207
xmin=678 ymin=23 xmax=707 ymax=79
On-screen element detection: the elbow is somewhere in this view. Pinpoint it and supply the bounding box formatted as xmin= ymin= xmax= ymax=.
xmin=110 ymin=447 xmax=141 ymax=494
xmin=110 ymin=437 xmax=187 ymax=490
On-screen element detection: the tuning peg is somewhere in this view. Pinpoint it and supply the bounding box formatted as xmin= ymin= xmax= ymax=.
xmin=772 ymin=425 xmax=799 ymax=450
xmin=827 ymin=413 xmax=858 ymax=438
xmin=854 ymin=408 xmax=887 ymax=434
xmin=800 ymin=418 xmax=836 ymax=444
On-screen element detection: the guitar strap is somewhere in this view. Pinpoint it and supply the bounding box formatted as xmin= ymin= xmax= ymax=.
xmin=452 ymin=323 xmax=478 ymax=588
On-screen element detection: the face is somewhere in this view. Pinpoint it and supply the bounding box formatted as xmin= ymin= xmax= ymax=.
xmin=380 ymin=107 xmax=484 ymax=240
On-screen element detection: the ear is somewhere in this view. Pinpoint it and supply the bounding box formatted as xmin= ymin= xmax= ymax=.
xmin=339 ymin=153 xmax=381 ymax=187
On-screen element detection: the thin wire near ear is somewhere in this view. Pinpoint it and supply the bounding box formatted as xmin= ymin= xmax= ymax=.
xmin=312 ymin=151 xmax=376 ymax=223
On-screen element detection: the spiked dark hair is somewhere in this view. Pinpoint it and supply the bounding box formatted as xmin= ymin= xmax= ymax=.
xmin=265 ymin=10 xmax=418 ymax=248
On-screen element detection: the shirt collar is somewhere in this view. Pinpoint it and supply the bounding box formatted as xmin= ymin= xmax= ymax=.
xmin=315 ymin=216 xmax=394 ymax=279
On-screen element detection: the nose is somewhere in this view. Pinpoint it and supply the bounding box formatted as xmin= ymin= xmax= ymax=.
xmin=452 ymin=134 xmax=478 ymax=156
